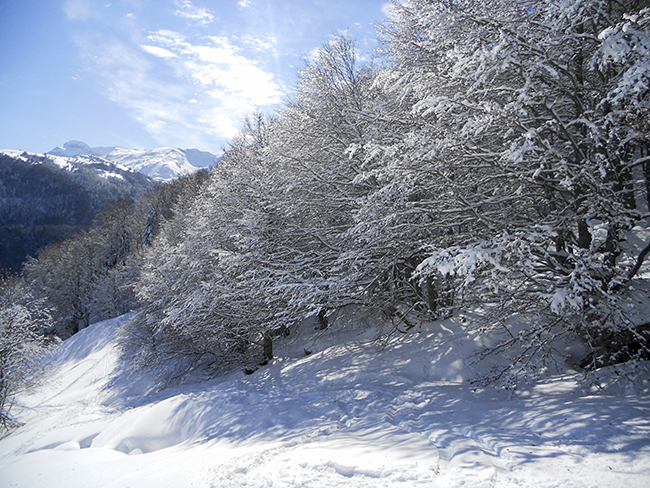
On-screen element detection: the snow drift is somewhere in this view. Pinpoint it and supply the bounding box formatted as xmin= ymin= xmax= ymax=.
xmin=1 ymin=313 xmax=649 ymax=487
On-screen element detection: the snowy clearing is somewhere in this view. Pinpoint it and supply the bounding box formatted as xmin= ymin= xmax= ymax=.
xmin=1 ymin=314 xmax=649 ymax=488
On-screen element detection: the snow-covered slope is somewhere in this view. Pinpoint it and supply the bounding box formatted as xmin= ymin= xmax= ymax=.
xmin=1 ymin=314 xmax=649 ymax=488
xmin=48 ymin=141 xmax=219 ymax=181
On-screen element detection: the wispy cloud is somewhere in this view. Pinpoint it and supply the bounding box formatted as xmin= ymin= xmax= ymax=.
xmin=144 ymin=31 xmax=283 ymax=109
xmin=173 ymin=0 xmax=214 ymax=25
xmin=141 ymin=45 xmax=178 ymax=59
xmin=75 ymin=24 xmax=282 ymax=151
xmin=64 ymin=0 xmax=380 ymax=152
xmin=64 ymin=0 xmax=288 ymax=153
xmin=64 ymin=0 xmax=100 ymax=21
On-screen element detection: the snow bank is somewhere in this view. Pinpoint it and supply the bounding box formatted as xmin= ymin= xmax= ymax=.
xmin=1 ymin=314 xmax=649 ymax=487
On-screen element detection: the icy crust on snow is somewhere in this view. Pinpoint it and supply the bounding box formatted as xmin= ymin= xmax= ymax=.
xmin=1 ymin=314 xmax=649 ymax=488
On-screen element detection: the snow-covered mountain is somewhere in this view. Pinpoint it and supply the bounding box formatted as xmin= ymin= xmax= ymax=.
xmin=101 ymin=147 xmax=202 ymax=182
xmin=48 ymin=140 xmax=219 ymax=181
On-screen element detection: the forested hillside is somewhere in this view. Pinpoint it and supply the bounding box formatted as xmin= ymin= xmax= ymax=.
xmin=2 ymin=0 xmax=649 ymax=430
xmin=0 ymin=152 xmax=156 ymax=272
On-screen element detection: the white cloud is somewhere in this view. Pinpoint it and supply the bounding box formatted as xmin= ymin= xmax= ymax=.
xmin=141 ymin=45 xmax=177 ymax=59
xmin=174 ymin=0 xmax=214 ymax=25
xmin=146 ymin=30 xmax=188 ymax=49
xmin=191 ymin=38 xmax=240 ymax=64
xmin=237 ymin=0 xmax=252 ymax=8
xmin=239 ymin=34 xmax=278 ymax=53
xmin=148 ymin=33 xmax=283 ymax=109
xmin=78 ymin=28 xmax=283 ymax=151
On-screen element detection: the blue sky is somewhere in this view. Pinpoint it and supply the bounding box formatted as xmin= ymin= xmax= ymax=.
xmin=0 ymin=0 xmax=390 ymax=155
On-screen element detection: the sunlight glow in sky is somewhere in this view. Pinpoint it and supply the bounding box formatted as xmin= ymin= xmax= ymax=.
xmin=0 ymin=0 xmax=388 ymax=154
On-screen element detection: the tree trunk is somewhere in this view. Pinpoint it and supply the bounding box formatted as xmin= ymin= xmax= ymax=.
xmin=577 ymin=219 xmax=592 ymax=249
xmin=627 ymin=239 xmax=650 ymax=280
xmin=262 ymin=333 xmax=273 ymax=362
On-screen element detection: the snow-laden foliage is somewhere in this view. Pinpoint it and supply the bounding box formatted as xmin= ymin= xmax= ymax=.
xmin=15 ymin=171 xmax=210 ymax=341
xmin=112 ymin=1 xmax=650 ymax=386
xmin=0 ymin=276 xmax=52 ymax=432
xmin=120 ymin=115 xmax=287 ymax=381
xmin=367 ymin=0 xmax=650 ymax=382
xmin=119 ymin=38 xmax=383 ymax=382
xmin=21 ymin=200 xmax=144 ymax=338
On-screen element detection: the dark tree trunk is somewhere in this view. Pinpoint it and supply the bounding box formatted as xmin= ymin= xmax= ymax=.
xmin=425 ymin=276 xmax=438 ymax=312
xmin=317 ymin=308 xmax=329 ymax=330
xmin=577 ymin=219 xmax=592 ymax=249
xmin=262 ymin=333 xmax=273 ymax=362
xmin=628 ymin=240 xmax=650 ymax=281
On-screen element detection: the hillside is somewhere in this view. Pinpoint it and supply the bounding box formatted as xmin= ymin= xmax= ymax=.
xmin=0 ymin=313 xmax=648 ymax=487
xmin=0 ymin=151 xmax=156 ymax=272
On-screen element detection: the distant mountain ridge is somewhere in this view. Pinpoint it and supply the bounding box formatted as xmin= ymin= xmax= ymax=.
xmin=48 ymin=140 xmax=219 ymax=181
xmin=0 ymin=140 xmax=218 ymax=271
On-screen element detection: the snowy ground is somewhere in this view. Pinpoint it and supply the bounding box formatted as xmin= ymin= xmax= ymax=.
xmin=1 ymin=313 xmax=649 ymax=488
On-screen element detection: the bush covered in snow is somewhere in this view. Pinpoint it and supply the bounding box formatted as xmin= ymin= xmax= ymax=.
xmin=0 ymin=276 xmax=52 ymax=432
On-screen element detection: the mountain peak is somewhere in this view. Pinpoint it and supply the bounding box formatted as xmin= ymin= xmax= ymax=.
xmin=50 ymin=140 xmax=94 ymax=157
xmin=63 ymin=140 xmax=89 ymax=149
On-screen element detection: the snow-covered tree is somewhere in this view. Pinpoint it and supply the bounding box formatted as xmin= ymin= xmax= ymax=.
xmin=371 ymin=0 xmax=650 ymax=382
xmin=119 ymin=2 xmax=649 ymax=386
xmin=120 ymin=36 xmax=384 ymax=382
xmin=267 ymin=34 xmax=383 ymax=317
xmin=23 ymin=235 xmax=100 ymax=338
xmin=22 ymin=197 xmax=152 ymax=338
xmin=120 ymin=114 xmax=283 ymax=382
xmin=0 ymin=276 xmax=51 ymax=431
